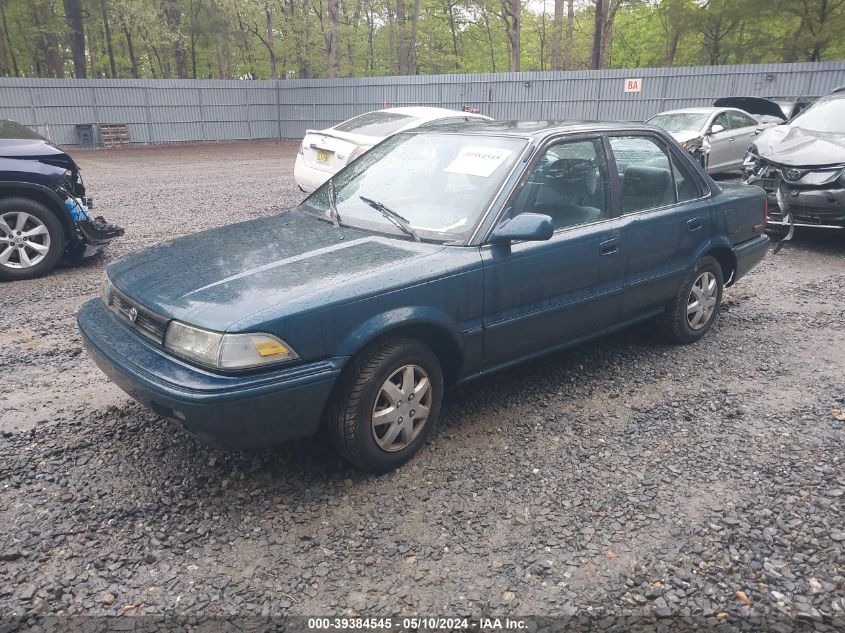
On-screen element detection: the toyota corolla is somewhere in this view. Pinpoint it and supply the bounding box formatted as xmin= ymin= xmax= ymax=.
xmin=78 ymin=121 xmax=769 ymax=472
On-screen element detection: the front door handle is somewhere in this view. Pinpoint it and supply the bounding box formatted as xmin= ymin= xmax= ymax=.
xmin=687 ymin=217 xmax=703 ymax=231
xmin=600 ymin=238 xmax=619 ymax=255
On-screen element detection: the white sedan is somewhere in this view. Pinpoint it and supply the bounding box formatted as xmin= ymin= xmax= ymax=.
xmin=293 ymin=106 xmax=491 ymax=192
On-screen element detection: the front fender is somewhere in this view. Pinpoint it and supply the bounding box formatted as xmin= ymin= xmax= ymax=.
xmin=335 ymin=306 xmax=465 ymax=358
xmin=0 ymin=179 xmax=75 ymax=230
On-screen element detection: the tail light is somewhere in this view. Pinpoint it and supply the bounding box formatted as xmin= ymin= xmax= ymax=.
xmin=298 ymin=140 xmax=304 ymax=155
xmin=763 ymin=197 xmax=769 ymax=223
xmin=348 ymin=145 xmax=371 ymax=163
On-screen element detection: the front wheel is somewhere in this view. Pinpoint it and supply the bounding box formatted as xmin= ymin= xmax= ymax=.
xmin=0 ymin=197 xmax=65 ymax=281
xmin=661 ymin=255 xmax=724 ymax=344
xmin=327 ymin=336 xmax=443 ymax=472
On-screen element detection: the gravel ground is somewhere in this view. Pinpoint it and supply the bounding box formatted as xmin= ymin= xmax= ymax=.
xmin=1 ymin=142 xmax=844 ymax=630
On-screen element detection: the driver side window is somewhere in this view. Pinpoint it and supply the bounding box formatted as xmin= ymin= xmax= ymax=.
xmin=511 ymin=138 xmax=611 ymax=230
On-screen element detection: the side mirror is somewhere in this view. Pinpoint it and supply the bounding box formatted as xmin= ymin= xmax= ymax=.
xmin=489 ymin=213 xmax=554 ymax=244
xmin=710 ymin=123 xmax=725 ymax=135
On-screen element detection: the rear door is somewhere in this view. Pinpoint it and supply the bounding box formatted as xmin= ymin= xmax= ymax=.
xmin=481 ymin=135 xmax=627 ymax=366
xmin=607 ymin=134 xmax=712 ymax=315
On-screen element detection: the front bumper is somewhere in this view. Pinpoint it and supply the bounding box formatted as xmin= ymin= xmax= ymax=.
xmin=744 ymin=173 xmax=845 ymax=229
xmin=77 ymin=299 xmax=345 ymax=450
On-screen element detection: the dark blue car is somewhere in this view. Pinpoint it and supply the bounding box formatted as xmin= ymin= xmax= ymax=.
xmin=78 ymin=121 xmax=769 ymax=471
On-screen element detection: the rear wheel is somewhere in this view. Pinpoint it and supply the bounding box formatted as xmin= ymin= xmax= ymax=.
xmin=0 ymin=197 xmax=65 ymax=281
xmin=661 ymin=255 xmax=724 ymax=344
xmin=327 ymin=336 xmax=443 ymax=472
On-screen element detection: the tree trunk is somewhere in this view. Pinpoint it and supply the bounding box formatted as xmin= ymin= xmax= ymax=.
xmin=445 ymin=0 xmax=459 ymax=70
xmin=501 ymin=0 xmax=520 ymax=72
xmin=590 ymin=0 xmax=604 ymax=69
xmin=325 ymin=0 xmax=340 ymax=77
xmin=408 ymin=0 xmax=420 ymax=74
xmin=265 ymin=0 xmax=277 ymax=79
xmin=122 ymin=19 xmax=139 ymax=78
xmin=564 ymin=0 xmax=574 ymax=69
xmin=551 ymin=0 xmax=563 ymax=71
xmin=100 ymin=0 xmax=117 ymax=77
xmin=395 ymin=0 xmax=407 ymax=74
xmin=63 ymin=0 xmax=86 ymax=77
xmin=163 ymin=0 xmax=188 ymax=78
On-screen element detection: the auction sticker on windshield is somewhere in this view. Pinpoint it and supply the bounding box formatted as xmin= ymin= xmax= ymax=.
xmin=445 ymin=146 xmax=513 ymax=177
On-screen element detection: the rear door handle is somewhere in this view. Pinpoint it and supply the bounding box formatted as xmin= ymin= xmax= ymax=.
xmin=687 ymin=217 xmax=703 ymax=231
xmin=600 ymin=238 xmax=619 ymax=255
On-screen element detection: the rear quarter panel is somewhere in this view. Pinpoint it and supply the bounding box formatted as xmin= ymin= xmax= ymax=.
xmin=714 ymin=182 xmax=767 ymax=246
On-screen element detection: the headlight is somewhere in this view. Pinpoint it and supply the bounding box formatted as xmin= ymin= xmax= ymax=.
xmin=101 ymin=275 xmax=113 ymax=306
xmin=795 ymin=169 xmax=844 ymax=186
xmin=163 ymin=321 xmax=299 ymax=370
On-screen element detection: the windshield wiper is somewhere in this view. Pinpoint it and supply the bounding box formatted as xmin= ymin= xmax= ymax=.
xmin=359 ymin=196 xmax=420 ymax=242
xmin=327 ymin=179 xmax=341 ymax=227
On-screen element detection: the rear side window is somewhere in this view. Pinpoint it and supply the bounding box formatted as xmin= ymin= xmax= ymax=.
xmin=729 ymin=110 xmax=758 ymax=129
xmin=609 ymin=136 xmax=699 ymax=213
xmin=334 ymin=112 xmax=416 ymax=136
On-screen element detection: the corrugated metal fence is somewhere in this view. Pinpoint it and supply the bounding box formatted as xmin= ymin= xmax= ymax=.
xmin=1 ymin=61 xmax=844 ymax=146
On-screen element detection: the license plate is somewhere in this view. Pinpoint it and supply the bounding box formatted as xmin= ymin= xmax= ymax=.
xmin=316 ymin=149 xmax=332 ymax=165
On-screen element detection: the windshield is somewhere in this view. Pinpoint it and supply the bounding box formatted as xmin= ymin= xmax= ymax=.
xmin=0 ymin=120 xmax=45 ymax=140
xmin=648 ymin=113 xmax=709 ymax=134
xmin=790 ymin=98 xmax=845 ymax=133
xmin=303 ymin=132 xmax=527 ymax=242
xmin=333 ymin=111 xmax=416 ymax=137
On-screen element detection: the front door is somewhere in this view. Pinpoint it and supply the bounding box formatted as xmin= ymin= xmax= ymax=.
xmin=706 ymin=111 xmax=734 ymax=172
xmin=481 ymin=136 xmax=627 ymax=367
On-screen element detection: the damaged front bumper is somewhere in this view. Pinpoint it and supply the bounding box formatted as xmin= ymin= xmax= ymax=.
xmin=742 ymin=158 xmax=845 ymax=229
xmin=59 ymin=190 xmax=124 ymax=262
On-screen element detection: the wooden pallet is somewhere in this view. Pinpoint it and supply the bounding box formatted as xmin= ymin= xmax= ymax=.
xmin=99 ymin=123 xmax=130 ymax=147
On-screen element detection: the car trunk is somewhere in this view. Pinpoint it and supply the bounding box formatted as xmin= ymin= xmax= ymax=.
xmin=300 ymin=130 xmax=373 ymax=173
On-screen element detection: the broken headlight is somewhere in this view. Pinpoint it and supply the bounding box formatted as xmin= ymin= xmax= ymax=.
xmin=793 ymin=169 xmax=844 ymax=186
xmin=163 ymin=321 xmax=299 ymax=370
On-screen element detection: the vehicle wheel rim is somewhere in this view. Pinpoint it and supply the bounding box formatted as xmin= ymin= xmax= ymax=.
xmin=0 ymin=212 xmax=51 ymax=270
xmin=687 ymin=271 xmax=717 ymax=330
xmin=371 ymin=364 xmax=432 ymax=452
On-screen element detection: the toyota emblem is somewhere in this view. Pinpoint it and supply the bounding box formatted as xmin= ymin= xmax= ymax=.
xmin=785 ymin=168 xmax=802 ymax=181
xmin=128 ymin=307 xmax=138 ymax=323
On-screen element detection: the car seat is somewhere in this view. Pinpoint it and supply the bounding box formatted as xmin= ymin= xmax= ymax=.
xmin=620 ymin=166 xmax=675 ymax=212
xmin=534 ymin=158 xmax=604 ymax=228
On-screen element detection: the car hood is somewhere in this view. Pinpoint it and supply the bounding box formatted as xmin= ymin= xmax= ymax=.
xmin=754 ymin=124 xmax=845 ymax=167
xmin=0 ymin=120 xmax=78 ymax=170
xmin=108 ymin=210 xmax=441 ymax=332
xmin=667 ymin=130 xmax=703 ymax=144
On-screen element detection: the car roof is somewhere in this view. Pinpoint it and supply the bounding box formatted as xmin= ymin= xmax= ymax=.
xmin=381 ymin=106 xmax=489 ymax=121
xmin=407 ymin=119 xmax=665 ymax=140
xmin=650 ymin=108 xmax=720 ymax=116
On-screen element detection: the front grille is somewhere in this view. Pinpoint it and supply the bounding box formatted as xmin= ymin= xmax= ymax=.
xmin=108 ymin=288 xmax=168 ymax=344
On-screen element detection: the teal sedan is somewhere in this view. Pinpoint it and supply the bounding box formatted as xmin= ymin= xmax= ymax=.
xmin=78 ymin=121 xmax=769 ymax=472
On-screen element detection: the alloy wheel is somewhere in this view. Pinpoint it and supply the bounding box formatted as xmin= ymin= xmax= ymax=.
xmin=371 ymin=364 xmax=432 ymax=452
xmin=687 ymin=271 xmax=717 ymax=330
xmin=0 ymin=211 xmax=51 ymax=270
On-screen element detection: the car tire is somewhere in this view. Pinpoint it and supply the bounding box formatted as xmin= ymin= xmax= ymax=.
xmin=661 ymin=255 xmax=724 ymax=344
xmin=327 ymin=336 xmax=443 ymax=473
xmin=0 ymin=197 xmax=65 ymax=281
